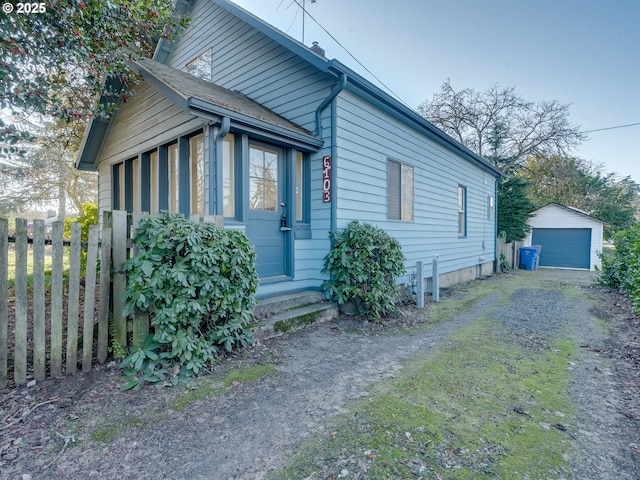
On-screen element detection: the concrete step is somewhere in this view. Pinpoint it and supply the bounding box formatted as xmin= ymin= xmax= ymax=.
xmin=253 ymin=302 xmax=338 ymax=342
xmin=254 ymin=290 xmax=325 ymax=316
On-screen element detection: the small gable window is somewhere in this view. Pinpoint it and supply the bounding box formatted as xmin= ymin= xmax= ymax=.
xmin=186 ymin=49 xmax=212 ymax=81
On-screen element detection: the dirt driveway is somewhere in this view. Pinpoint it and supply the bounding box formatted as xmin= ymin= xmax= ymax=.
xmin=1 ymin=269 xmax=639 ymax=479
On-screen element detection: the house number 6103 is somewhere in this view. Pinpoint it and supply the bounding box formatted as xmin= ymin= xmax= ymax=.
xmin=322 ymin=155 xmax=331 ymax=203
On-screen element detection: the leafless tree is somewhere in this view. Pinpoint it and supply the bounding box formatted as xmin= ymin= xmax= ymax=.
xmin=417 ymin=80 xmax=586 ymax=172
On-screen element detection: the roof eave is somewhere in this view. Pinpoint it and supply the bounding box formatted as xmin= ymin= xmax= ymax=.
xmin=74 ymin=76 xmax=124 ymax=171
xmin=327 ymin=61 xmax=501 ymax=177
xmin=188 ymin=98 xmax=322 ymax=151
xmin=135 ymin=58 xmax=322 ymax=151
xmin=533 ymin=203 xmax=608 ymax=225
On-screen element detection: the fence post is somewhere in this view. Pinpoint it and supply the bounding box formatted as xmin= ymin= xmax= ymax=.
xmin=66 ymin=222 xmax=81 ymax=375
xmin=14 ymin=219 xmax=28 ymax=385
xmin=432 ymin=255 xmax=440 ymax=303
xmin=50 ymin=221 xmax=64 ymax=377
xmin=112 ymin=210 xmax=128 ymax=348
xmin=97 ymin=215 xmax=112 ymax=364
xmin=33 ymin=220 xmax=46 ymax=381
xmin=82 ymin=225 xmax=100 ymax=372
xmin=416 ymin=261 xmax=425 ymax=309
xmin=0 ymin=218 xmax=8 ymax=388
xmin=130 ymin=213 xmax=149 ymax=346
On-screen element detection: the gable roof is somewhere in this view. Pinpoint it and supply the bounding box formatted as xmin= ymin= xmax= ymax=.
xmin=207 ymin=0 xmax=501 ymax=178
xmin=531 ymin=203 xmax=607 ymax=224
xmin=135 ymin=57 xmax=319 ymax=144
xmin=76 ymin=56 xmax=321 ymax=171
xmin=77 ymin=0 xmax=502 ymax=177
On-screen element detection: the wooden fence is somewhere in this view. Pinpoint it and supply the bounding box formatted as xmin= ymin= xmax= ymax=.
xmin=0 ymin=211 xmax=224 ymax=388
xmin=497 ymin=237 xmax=525 ymax=271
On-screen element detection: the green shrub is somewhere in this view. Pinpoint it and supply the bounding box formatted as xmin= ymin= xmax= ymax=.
xmin=120 ymin=213 xmax=258 ymax=389
xmin=63 ymin=202 xmax=98 ymax=274
xmin=599 ymin=223 xmax=640 ymax=312
xmin=63 ymin=202 xmax=98 ymax=241
xmin=322 ymin=221 xmax=406 ymax=319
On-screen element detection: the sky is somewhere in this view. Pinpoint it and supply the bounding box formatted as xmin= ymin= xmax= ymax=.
xmin=230 ymin=0 xmax=640 ymax=183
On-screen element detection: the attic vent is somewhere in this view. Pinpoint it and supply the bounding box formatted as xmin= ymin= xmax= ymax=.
xmin=310 ymin=41 xmax=325 ymax=57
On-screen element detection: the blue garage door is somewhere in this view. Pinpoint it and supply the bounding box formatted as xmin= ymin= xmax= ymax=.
xmin=531 ymin=228 xmax=591 ymax=269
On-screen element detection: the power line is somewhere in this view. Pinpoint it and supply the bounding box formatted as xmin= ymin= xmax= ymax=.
xmin=581 ymin=122 xmax=640 ymax=134
xmin=290 ymin=0 xmax=409 ymax=107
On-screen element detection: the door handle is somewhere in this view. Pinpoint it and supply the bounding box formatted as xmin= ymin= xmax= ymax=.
xmin=280 ymin=213 xmax=291 ymax=231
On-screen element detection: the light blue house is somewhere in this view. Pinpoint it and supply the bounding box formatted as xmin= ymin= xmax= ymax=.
xmin=76 ymin=0 xmax=501 ymax=298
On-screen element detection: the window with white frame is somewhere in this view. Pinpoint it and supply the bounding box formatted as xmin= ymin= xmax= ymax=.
xmin=295 ymin=151 xmax=310 ymax=222
xmin=186 ymin=49 xmax=212 ymax=81
xmin=148 ymin=150 xmax=159 ymax=214
xmin=488 ymin=195 xmax=494 ymax=221
xmin=222 ymin=134 xmax=235 ymax=217
xmin=168 ymin=142 xmax=180 ymax=213
xmin=388 ymin=159 xmax=414 ymax=221
xmin=458 ymin=185 xmax=467 ymax=237
xmin=189 ymin=133 xmax=205 ymax=217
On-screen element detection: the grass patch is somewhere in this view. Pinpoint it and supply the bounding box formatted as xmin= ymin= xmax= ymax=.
xmin=428 ymin=275 xmax=518 ymax=324
xmin=6 ymin=245 xmax=71 ymax=289
xmin=171 ymin=363 xmax=277 ymax=411
xmin=91 ymin=417 xmax=144 ymax=443
xmin=269 ymin=318 xmax=576 ymax=479
xmin=274 ymin=310 xmax=321 ymax=334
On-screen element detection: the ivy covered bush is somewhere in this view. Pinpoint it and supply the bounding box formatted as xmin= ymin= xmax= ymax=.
xmin=599 ymin=223 xmax=640 ymax=313
xmin=322 ymin=221 xmax=406 ymax=319
xmin=121 ymin=213 xmax=258 ymax=389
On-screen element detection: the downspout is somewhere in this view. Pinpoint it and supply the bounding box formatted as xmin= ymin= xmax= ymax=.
xmin=315 ymin=74 xmax=347 ymax=137
xmin=315 ymin=73 xmax=347 ymax=238
xmin=213 ymin=116 xmax=231 ymax=216
xmin=494 ymin=177 xmax=499 ymax=273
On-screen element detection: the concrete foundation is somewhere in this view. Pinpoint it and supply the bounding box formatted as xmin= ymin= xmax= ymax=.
xmin=426 ymin=261 xmax=495 ymax=290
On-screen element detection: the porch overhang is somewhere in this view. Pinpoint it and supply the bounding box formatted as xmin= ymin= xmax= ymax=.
xmin=75 ymin=58 xmax=322 ymax=171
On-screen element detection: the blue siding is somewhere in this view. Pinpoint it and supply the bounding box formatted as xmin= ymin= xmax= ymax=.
xmin=169 ymin=1 xmax=333 ymax=133
xmin=335 ymin=91 xmax=497 ymax=279
xmin=164 ymin=0 xmax=498 ymax=293
xmin=168 ymin=0 xmax=335 ymax=291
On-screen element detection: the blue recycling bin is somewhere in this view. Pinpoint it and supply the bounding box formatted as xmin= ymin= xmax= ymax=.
xmin=519 ymin=247 xmax=539 ymax=270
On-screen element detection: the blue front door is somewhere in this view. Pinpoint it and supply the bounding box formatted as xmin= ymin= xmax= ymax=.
xmin=246 ymin=142 xmax=290 ymax=279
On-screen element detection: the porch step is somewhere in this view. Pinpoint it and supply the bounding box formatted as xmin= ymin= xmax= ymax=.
xmin=252 ymin=302 xmax=338 ymax=342
xmin=254 ymin=291 xmax=325 ymax=316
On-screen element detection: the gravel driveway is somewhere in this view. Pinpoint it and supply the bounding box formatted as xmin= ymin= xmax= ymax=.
xmin=2 ymin=268 xmax=639 ymax=479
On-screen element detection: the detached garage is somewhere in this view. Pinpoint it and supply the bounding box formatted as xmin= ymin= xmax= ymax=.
xmin=525 ymin=203 xmax=606 ymax=271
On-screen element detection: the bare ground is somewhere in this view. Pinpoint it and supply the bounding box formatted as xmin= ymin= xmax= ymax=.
xmin=0 ymin=269 xmax=638 ymax=479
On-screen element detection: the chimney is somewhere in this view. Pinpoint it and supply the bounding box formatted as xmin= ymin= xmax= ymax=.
xmin=310 ymin=41 xmax=325 ymax=57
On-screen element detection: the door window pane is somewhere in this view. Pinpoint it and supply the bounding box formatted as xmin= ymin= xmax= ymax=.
xmin=295 ymin=151 xmax=304 ymax=221
xmin=249 ymin=144 xmax=278 ymax=211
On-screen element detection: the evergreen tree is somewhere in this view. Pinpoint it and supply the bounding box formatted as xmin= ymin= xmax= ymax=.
xmin=497 ymin=176 xmax=536 ymax=242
